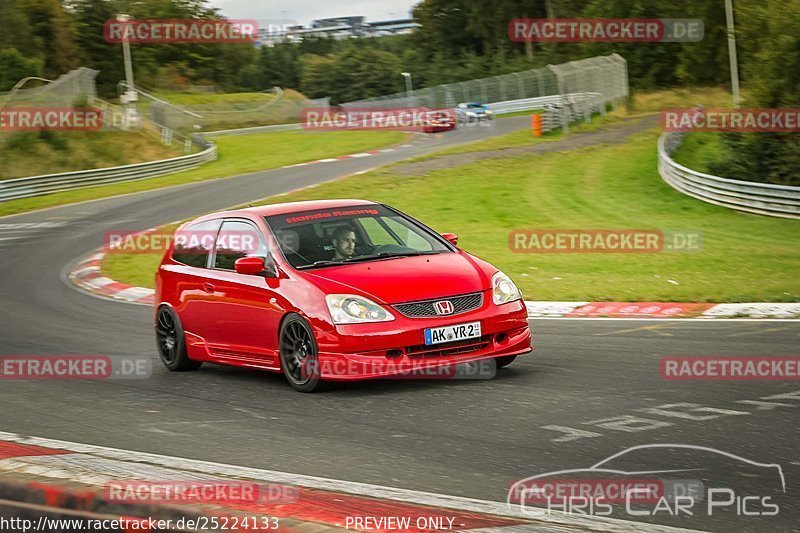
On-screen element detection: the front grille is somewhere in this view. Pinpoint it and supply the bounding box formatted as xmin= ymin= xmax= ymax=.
xmin=393 ymin=292 xmax=484 ymax=318
xmin=406 ymin=335 xmax=492 ymax=358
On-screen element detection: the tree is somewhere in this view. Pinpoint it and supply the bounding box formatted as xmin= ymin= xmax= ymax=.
xmin=0 ymin=48 xmax=44 ymax=91
xmin=300 ymin=54 xmax=336 ymax=99
xmin=17 ymin=0 xmax=81 ymax=77
xmin=0 ymin=0 xmax=40 ymax=55
xmin=70 ymin=0 xmax=124 ymax=96
xmin=710 ymin=0 xmax=800 ymax=186
xmin=259 ymin=44 xmax=300 ymax=90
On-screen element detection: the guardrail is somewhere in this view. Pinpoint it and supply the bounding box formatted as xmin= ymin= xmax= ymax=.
xmin=658 ymin=132 xmax=800 ymax=219
xmin=491 ymin=92 xmax=602 ymax=114
xmin=0 ymin=136 xmax=216 ymax=203
xmin=492 ymin=92 xmax=606 ymax=134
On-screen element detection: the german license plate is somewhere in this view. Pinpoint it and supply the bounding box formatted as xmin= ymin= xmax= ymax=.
xmin=424 ymin=321 xmax=481 ymax=346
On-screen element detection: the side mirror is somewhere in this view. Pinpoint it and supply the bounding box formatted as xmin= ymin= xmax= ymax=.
xmin=235 ymin=256 xmax=266 ymax=276
xmin=235 ymin=256 xmax=279 ymax=278
xmin=441 ymin=232 xmax=459 ymax=246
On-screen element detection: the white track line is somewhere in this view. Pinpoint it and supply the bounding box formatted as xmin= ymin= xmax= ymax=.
xmin=0 ymin=432 xmax=699 ymax=533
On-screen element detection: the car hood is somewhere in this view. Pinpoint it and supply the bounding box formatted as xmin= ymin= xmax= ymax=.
xmin=300 ymin=252 xmax=492 ymax=304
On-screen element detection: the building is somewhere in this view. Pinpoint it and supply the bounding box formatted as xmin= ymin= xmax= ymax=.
xmin=256 ymin=16 xmax=419 ymax=46
xmin=312 ymin=16 xmax=367 ymax=32
xmin=366 ymin=19 xmax=420 ymax=36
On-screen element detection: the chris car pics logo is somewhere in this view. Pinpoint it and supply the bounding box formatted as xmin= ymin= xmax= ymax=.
xmin=508 ymin=444 xmax=785 ymax=518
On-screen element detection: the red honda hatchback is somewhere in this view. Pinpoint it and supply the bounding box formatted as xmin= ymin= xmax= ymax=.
xmin=155 ymin=200 xmax=531 ymax=391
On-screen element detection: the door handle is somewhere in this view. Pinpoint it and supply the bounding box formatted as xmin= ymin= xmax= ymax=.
xmin=202 ymin=282 xmax=215 ymax=293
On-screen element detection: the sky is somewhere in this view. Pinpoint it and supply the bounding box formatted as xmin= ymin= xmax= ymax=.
xmin=206 ymin=0 xmax=420 ymax=26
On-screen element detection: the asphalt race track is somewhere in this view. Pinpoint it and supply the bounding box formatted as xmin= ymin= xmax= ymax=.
xmin=0 ymin=117 xmax=798 ymax=532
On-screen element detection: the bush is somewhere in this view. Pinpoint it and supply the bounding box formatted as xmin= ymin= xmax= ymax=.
xmin=4 ymin=132 xmax=39 ymax=151
xmin=3 ymin=130 xmax=69 ymax=153
xmin=39 ymin=130 xmax=69 ymax=151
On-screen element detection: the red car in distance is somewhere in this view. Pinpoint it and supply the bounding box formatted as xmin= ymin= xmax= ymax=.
xmin=422 ymin=111 xmax=456 ymax=133
xmin=155 ymin=200 xmax=531 ymax=391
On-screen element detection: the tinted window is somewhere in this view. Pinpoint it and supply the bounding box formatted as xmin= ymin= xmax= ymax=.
xmin=265 ymin=205 xmax=451 ymax=269
xmin=172 ymin=220 xmax=220 ymax=268
xmin=213 ymin=220 xmax=268 ymax=271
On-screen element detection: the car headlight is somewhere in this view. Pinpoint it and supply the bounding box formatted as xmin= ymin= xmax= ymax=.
xmin=466 ymin=111 xmax=476 ymax=116
xmin=325 ymin=294 xmax=395 ymax=324
xmin=492 ymin=271 xmax=522 ymax=305
xmin=486 ymin=109 xmax=494 ymax=115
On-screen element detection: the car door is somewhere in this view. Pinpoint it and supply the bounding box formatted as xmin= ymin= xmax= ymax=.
xmin=171 ymin=218 xmax=222 ymax=350
xmin=202 ymin=218 xmax=282 ymax=366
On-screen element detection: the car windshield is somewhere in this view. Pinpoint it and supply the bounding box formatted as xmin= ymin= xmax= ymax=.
xmin=468 ymin=103 xmax=484 ymax=108
xmin=265 ymin=205 xmax=452 ymax=269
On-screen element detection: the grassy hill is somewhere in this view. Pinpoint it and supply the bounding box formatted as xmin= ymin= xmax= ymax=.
xmin=0 ymin=130 xmax=182 ymax=180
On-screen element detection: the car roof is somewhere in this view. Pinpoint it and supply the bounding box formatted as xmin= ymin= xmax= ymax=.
xmin=189 ymin=199 xmax=380 ymax=223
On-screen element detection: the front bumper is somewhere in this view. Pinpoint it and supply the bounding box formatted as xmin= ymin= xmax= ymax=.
xmin=315 ymin=298 xmax=531 ymax=380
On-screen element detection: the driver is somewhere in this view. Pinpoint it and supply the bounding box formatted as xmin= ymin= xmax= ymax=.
xmin=331 ymin=226 xmax=357 ymax=260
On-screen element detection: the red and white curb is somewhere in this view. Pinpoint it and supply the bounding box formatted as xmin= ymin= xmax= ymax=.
xmin=68 ymin=252 xmax=155 ymax=305
xmin=281 ymin=148 xmax=403 ymax=169
xmin=0 ymin=432 xmax=697 ymax=533
xmin=66 ymin=253 xmax=800 ymax=320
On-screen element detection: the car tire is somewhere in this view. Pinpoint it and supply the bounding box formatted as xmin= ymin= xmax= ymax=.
xmin=494 ymin=355 xmax=517 ymax=368
xmin=279 ymin=313 xmax=324 ymax=393
xmin=156 ymin=305 xmax=202 ymax=371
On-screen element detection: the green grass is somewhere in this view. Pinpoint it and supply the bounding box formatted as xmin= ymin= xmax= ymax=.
xmin=670 ymin=132 xmax=727 ymax=174
xmin=0 ymin=130 xmax=182 ymax=180
xmin=0 ymin=129 xmax=407 ymax=218
xmin=132 ymin=89 xmax=309 ymax=133
xmin=626 ymin=86 xmax=738 ymax=114
xmin=103 ymin=124 xmax=799 ymax=302
xmin=103 ymin=252 xmax=165 ymax=289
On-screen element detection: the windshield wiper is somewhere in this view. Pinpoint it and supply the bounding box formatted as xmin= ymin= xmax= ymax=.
xmin=297 ymin=251 xmax=442 ymax=270
xmin=297 ymin=259 xmax=348 ymax=270
xmin=341 ymin=251 xmax=441 ymax=263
